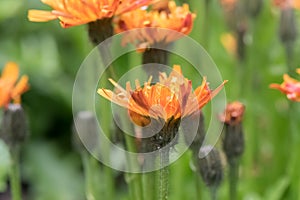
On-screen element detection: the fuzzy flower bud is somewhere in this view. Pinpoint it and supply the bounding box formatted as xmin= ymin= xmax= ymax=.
xmin=0 ymin=104 xmax=27 ymax=147
xmin=220 ymin=101 xmax=245 ymax=163
xmin=198 ymin=145 xmax=223 ymax=188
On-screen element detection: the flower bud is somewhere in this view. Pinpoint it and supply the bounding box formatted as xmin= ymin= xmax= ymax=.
xmin=197 ymin=145 xmax=223 ymax=188
xmin=0 ymin=104 xmax=27 ymax=147
xmin=183 ymin=111 xmax=205 ymax=154
xmin=220 ymin=101 xmax=245 ymax=163
xmin=72 ymin=111 xmax=99 ymax=153
xmin=245 ymin=0 xmax=263 ymax=17
xmin=279 ymin=8 xmax=297 ymax=44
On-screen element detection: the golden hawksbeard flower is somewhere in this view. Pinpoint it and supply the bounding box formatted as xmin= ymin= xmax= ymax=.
xmin=114 ymin=1 xmax=196 ymax=51
xmin=28 ymin=0 xmax=155 ymax=28
xmin=0 ymin=62 xmax=29 ymax=108
xmin=219 ymin=101 xmax=245 ymax=126
xmin=270 ymin=69 xmax=300 ymax=102
xmin=98 ymin=65 xmax=227 ymax=126
xmin=273 ymin=0 xmax=300 ymax=9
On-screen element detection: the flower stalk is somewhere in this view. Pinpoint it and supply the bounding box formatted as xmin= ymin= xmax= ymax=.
xmin=159 ymin=149 xmax=169 ymax=200
xmin=0 ymin=104 xmax=28 ymax=200
xmin=220 ymin=102 xmax=245 ymax=200
xmin=9 ymin=146 xmax=21 ymax=200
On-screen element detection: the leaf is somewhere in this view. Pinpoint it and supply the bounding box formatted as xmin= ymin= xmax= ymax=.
xmin=0 ymin=139 xmax=10 ymax=192
xmin=265 ymin=176 xmax=290 ymax=200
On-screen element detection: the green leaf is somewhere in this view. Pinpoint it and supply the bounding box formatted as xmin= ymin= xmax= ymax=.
xmin=265 ymin=176 xmax=290 ymax=200
xmin=0 ymin=139 xmax=10 ymax=192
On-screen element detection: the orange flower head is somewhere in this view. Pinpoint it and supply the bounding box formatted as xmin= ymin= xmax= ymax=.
xmin=115 ymin=1 xmax=196 ymax=51
xmin=0 ymin=62 xmax=29 ymax=108
xmin=98 ymin=65 xmax=227 ymax=127
xmin=219 ymin=101 xmax=245 ymax=125
xmin=28 ymin=0 xmax=155 ymax=28
xmin=270 ymin=69 xmax=300 ymax=102
xmin=273 ymin=0 xmax=300 ymax=9
xmin=220 ymin=0 xmax=237 ymax=11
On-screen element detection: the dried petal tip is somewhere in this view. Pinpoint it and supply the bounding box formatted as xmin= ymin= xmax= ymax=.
xmin=198 ymin=145 xmax=223 ymax=188
xmin=0 ymin=104 xmax=27 ymax=147
xmin=219 ymin=101 xmax=245 ymax=125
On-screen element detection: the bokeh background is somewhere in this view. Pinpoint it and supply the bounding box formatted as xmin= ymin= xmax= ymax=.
xmin=1 ymin=0 xmax=300 ymax=199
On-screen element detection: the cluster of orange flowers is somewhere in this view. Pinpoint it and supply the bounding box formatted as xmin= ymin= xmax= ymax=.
xmin=0 ymin=62 xmax=29 ymax=108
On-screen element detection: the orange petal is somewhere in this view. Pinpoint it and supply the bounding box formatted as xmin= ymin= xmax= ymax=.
xmin=1 ymin=62 xmax=19 ymax=84
xmin=28 ymin=10 xmax=58 ymax=22
xmin=12 ymin=75 xmax=29 ymax=99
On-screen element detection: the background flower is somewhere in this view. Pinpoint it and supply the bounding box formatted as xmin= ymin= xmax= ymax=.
xmin=114 ymin=1 xmax=196 ymax=51
xmin=28 ymin=0 xmax=154 ymax=28
xmin=270 ymin=69 xmax=300 ymax=102
xmin=0 ymin=62 xmax=29 ymax=108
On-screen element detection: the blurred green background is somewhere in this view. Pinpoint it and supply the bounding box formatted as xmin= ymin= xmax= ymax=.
xmin=1 ymin=0 xmax=300 ymax=199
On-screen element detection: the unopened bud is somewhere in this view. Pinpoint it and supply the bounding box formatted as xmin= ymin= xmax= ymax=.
xmin=0 ymin=104 xmax=27 ymax=147
xmin=197 ymin=145 xmax=223 ymax=188
xmin=183 ymin=112 xmax=205 ymax=154
xmin=245 ymin=0 xmax=263 ymax=17
xmin=220 ymin=102 xmax=245 ymax=163
xmin=279 ymin=8 xmax=297 ymax=44
xmin=73 ymin=111 xmax=99 ymax=153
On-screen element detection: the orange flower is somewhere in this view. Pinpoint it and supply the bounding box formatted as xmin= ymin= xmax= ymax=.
xmin=98 ymin=65 xmax=227 ymax=126
xmin=270 ymin=69 xmax=300 ymax=102
xmin=273 ymin=0 xmax=300 ymax=9
xmin=220 ymin=0 xmax=237 ymax=11
xmin=28 ymin=0 xmax=154 ymax=28
xmin=115 ymin=1 xmax=196 ymax=51
xmin=219 ymin=101 xmax=245 ymax=125
xmin=0 ymin=62 xmax=29 ymax=108
xmin=220 ymin=32 xmax=237 ymax=56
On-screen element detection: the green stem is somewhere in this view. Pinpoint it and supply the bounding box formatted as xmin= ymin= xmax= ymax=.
xmin=287 ymin=103 xmax=300 ymax=199
xmin=143 ymin=156 xmax=157 ymax=200
xmin=210 ymin=186 xmax=217 ymax=200
xmin=201 ymin=0 xmax=211 ymax=50
xmin=81 ymin=152 xmax=103 ymax=200
xmin=228 ymin=159 xmax=239 ymax=200
xmin=10 ymin=146 xmax=22 ymax=200
xmin=82 ymin=152 xmax=95 ymax=200
xmin=124 ymin=134 xmax=143 ymax=200
xmin=104 ymin=165 xmax=115 ymax=200
xmin=195 ymin=176 xmax=202 ymax=200
xmin=159 ymin=149 xmax=169 ymax=200
xmin=88 ymin=19 xmax=117 ymax=80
